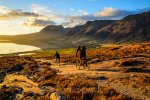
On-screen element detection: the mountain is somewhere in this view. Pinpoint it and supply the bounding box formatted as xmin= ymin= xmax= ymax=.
xmin=67 ymin=11 xmax=150 ymax=43
xmin=40 ymin=25 xmax=66 ymax=34
xmin=65 ymin=20 xmax=116 ymax=44
xmin=0 ymin=25 xmax=73 ymax=49
xmin=94 ymin=11 xmax=150 ymax=43
xmin=0 ymin=11 xmax=150 ymax=48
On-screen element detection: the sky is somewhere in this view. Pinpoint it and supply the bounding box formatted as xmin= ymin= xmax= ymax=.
xmin=0 ymin=0 xmax=150 ymax=35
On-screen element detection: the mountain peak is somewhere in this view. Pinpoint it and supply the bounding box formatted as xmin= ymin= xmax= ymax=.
xmin=122 ymin=11 xmax=150 ymax=21
xmin=40 ymin=25 xmax=65 ymax=33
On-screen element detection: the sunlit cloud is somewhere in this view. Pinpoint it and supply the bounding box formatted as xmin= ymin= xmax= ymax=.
xmin=61 ymin=7 xmax=150 ymax=27
xmin=0 ymin=19 xmax=42 ymax=35
xmin=31 ymin=4 xmax=66 ymax=24
xmin=30 ymin=4 xmax=89 ymax=27
xmin=23 ymin=18 xmax=56 ymax=27
xmin=94 ymin=7 xmax=132 ymax=17
xmin=62 ymin=16 xmax=87 ymax=28
xmin=0 ymin=7 xmax=40 ymax=20
xmin=0 ymin=6 xmax=11 ymax=14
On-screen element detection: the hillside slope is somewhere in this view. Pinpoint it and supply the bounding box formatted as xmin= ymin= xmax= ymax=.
xmin=67 ymin=11 xmax=150 ymax=43
xmin=0 ymin=25 xmax=72 ymax=49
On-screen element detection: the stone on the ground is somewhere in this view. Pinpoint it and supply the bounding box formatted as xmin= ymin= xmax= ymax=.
xmin=50 ymin=92 xmax=66 ymax=100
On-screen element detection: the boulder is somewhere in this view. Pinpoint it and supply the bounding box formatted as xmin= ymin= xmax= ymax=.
xmin=50 ymin=92 xmax=66 ymax=100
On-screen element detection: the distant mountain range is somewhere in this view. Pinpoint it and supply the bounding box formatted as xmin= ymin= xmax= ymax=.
xmin=0 ymin=11 xmax=150 ymax=49
xmin=67 ymin=11 xmax=150 ymax=44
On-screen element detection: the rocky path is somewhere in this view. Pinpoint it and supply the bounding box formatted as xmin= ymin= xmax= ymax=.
xmin=35 ymin=57 xmax=150 ymax=100
xmin=35 ymin=58 xmax=120 ymax=76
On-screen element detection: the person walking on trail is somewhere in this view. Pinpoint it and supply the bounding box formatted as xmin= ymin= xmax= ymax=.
xmin=55 ymin=51 xmax=60 ymax=65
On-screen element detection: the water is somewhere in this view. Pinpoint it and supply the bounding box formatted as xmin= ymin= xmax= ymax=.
xmin=18 ymin=53 xmax=36 ymax=56
xmin=0 ymin=43 xmax=40 ymax=54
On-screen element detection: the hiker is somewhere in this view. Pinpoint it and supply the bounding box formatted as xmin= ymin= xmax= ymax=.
xmin=55 ymin=51 xmax=60 ymax=65
xmin=76 ymin=45 xmax=82 ymax=59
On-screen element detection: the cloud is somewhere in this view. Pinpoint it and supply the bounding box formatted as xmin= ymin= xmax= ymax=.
xmin=31 ymin=4 xmax=52 ymax=16
xmin=62 ymin=15 xmax=114 ymax=27
xmin=62 ymin=7 xmax=150 ymax=27
xmin=0 ymin=5 xmax=130 ymax=27
xmin=95 ymin=7 xmax=120 ymax=17
xmin=70 ymin=8 xmax=75 ymax=11
xmin=31 ymin=4 xmax=65 ymax=24
xmin=61 ymin=7 xmax=136 ymax=27
xmin=77 ymin=10 xmax=89 ymax=16
xmin=0 ymin=5 xmax=57 ymax=27
xmin=94 ymin=7 xmax=132 ymax=17
xmin=1 ymin=4 xmax=150 ymax=28
xmin=0 ymin=6 xmax=11 ymax=14
xmin=0 ymin=9 xmax=40 ymax=20
xmin=62 ymin=17 xmax=86 ymax=27
xmin=23 ymin=19 xmax=56 ymax=27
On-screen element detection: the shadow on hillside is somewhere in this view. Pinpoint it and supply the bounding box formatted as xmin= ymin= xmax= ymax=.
xmin=124 ymin=68 xmax=150 ymax=73
xmin=90 ymin=68 xmax=150 ymax=73
xmin=93 ymin=68 xmax=119 ymax=72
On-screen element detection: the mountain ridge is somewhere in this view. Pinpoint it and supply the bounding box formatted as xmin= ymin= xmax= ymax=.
xmin=67 ymin=11 xmax=150 ymax=43
xmin=0 ymin=11 xmax=150 ymax=48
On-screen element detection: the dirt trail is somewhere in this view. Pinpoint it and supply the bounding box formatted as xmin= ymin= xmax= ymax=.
xmin=36 ymin=58 xmax=150 ymax=100
xmin=36 ymin=57 xmax=149 ymax=76
xmin=36 ymin=59 xmax=120 ymax=76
